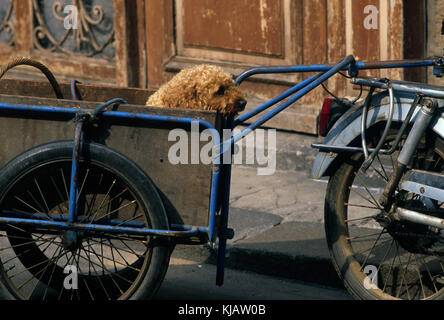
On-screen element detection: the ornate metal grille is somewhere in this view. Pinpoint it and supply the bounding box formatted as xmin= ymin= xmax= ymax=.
xmin=32 ymin=0 xmax=115 ymax=59
xmin=0 ymin=0 xmax=14 ymax=46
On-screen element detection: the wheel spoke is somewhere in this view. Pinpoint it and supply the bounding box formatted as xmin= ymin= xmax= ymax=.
xmin=14 ymin=196 xmax=54 ymax=221
xmin=76 ymin=169 xmax=90 ymax=203
xmin=348 ymin=186 xmax=380 ymax=209
xmin=87 ymin=179 xmax=117 ymax=225
xmin=411 ymin=255 xmax=426 ymax=299
xmin=80 ymin=173 xmax=104 ymax=223
xmin=34 ymin=179 xmax=50 ymax=213
xmin=60 ymin=168 xmax=70 ymax=205
xmin=396 ymin=253 xmax=413 ymax=299
xmin=346 ymin=230 xmax=387 ymax=241
xmin=360 ymin=228 xmax=386 ymax=271
xmin=88 ymin=237 xmax=144 ymax=260
xmin=345 ymin=204 xmax=381 ymax=211
xmin=354 ymin=238 xmax=393 ymax=255
xmin=28 ymin=243 xmax=66 ymax=299
xmin=382 ymin=241 xmax=399 ymax=293
xmin=80 ymin=243 xmax=141 ymax=272
xmin=353 ymin=172 xmax=382 ymax=209
xmin=79 ymin=242 xmax=130 ymax=293
xmin=376 ymin=154 xmax=390 ymax=181
xmin=93 ymin=200 xmax=137 ymax=222
xmin=420 ymin=255 xmax=439 ymax=294
xmin=370 ymin=163 xmax=389 ymax=182
xmin=50 ymin=175 xmax=68 ymax=217
xmin=375 ymin=238 xmax=395 ymax=275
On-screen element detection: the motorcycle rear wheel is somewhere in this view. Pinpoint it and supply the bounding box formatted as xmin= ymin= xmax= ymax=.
xmin=325 ymin=126 xmax=444 ymax=300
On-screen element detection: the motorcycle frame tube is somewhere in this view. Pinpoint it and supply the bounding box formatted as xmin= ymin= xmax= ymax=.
xmin=352 ymin=77 xmax=444 ymax=99
xmin=397 ymin=100 xmax=438 ymax=166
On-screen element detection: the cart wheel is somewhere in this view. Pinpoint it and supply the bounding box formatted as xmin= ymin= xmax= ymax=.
xmin=0 ymin=141 xmax=171 ymax=300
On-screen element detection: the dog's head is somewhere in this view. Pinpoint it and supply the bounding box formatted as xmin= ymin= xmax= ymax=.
xmin=166 ymin=65 xmax=247 ymax=116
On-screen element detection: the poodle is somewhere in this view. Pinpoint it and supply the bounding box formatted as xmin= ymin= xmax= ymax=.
xmin=146 ymin=65 xmax=247 ymax=116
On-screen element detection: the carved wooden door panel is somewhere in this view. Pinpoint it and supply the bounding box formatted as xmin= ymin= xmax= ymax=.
xmin=0 ymin=0 xmax=141 ymax=87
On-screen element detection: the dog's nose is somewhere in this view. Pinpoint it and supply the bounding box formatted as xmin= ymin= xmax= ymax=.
xmin=236 ymin=99 xmax=247 ymax=111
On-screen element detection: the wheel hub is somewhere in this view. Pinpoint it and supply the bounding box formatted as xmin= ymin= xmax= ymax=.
xmin=386 ymin=220 xmax=440 ymax=254
xmin=62 ymin=230 xmax=81 ymax=252
xmin=382 ymin=196 xmax=442 ymax=254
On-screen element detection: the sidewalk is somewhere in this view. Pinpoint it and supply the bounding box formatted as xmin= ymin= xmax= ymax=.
xmin=222 ymin=167 xmax=342 ymax=287
xmin=176 ymin=129 xmax=345 ymax=289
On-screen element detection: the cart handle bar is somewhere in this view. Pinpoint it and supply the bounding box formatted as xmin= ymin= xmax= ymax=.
xmin=220 ymin=55 xmax=357 ymax=155
xmin=233 ymin=57 xmax=436 ymax=127
xmin=234 ymin=58 xmax=435 ymax=86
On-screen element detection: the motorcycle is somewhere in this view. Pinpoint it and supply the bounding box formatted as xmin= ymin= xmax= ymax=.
xmin=312 ymin=55 xmax=444 ymax=299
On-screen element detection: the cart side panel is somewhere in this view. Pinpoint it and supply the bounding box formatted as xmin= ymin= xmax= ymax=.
xmin=0 ymin=79 xmax=153 ymax=105
xmin=0 ymin=94 xmax=223 ymax=227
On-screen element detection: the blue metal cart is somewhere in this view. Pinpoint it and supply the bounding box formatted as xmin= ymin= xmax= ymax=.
xmin=0 ymin=55 xmax=441 ymax=300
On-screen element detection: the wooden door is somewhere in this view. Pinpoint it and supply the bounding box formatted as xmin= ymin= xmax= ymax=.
xmin=144 ymin=0 xmax=405 ymax=134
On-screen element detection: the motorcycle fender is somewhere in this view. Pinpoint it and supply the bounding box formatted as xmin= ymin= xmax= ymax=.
xmin=312 ymin=92 xmax=444 ymax=179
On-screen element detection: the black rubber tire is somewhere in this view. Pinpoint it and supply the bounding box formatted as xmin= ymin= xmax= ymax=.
xmin=325 ymin=156 xmax=395 ymax=300
xmin=0 ymin=140 xmax=171 ymax=300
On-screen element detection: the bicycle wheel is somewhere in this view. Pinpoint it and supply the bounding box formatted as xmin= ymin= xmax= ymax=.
xmin=325 ymin=124 xmax=444 ymax=300
xmin=0 ymin=140 xmax=171 ymax=300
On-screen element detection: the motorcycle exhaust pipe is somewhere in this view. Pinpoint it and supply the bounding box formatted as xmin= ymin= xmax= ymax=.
xmin=395 ymin=207 xmax=444 ymax=230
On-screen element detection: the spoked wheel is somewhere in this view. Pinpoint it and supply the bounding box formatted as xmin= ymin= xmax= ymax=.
xmin=325 ymin=125 xmax=444 ymax=300
xmin=0 ymin=141 xmax=171 ymax=300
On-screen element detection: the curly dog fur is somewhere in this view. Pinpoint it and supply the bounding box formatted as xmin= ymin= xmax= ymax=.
xmin=146 ymin=65 xmax=247 ymax=116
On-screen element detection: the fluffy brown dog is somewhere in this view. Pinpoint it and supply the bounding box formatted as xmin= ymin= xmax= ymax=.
xmin=146 ymin=65 xmax=247 ymax=116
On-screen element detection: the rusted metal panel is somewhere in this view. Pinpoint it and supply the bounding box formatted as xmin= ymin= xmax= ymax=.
xmin=182 ymin=0 xmax=283 ymax=57
xmin=0 ymin=84 xmax=223 ymax=227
